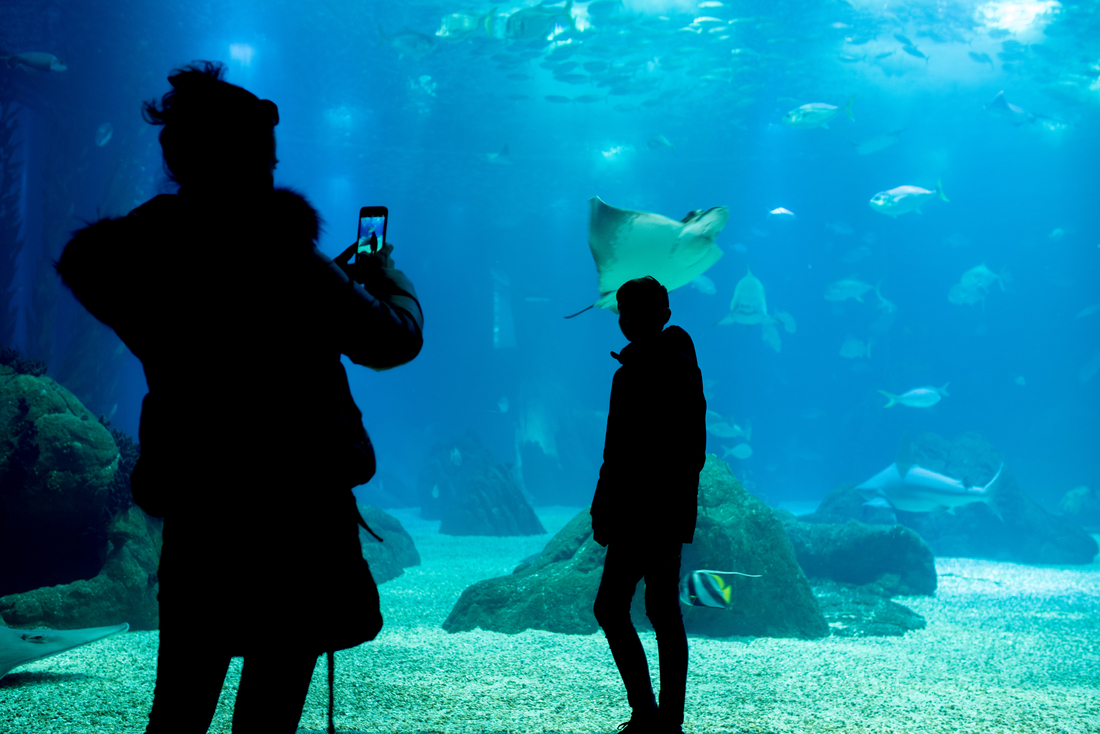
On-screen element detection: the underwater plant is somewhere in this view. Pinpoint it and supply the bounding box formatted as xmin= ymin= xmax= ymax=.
xmin=25 ymin=109 xmax=80 ymax=370
xmin=0 ymin=76 xmax=23 ymax=348
xmin=99 ymin=415 xmax=139 ymax=521
xmin=52 ymin=132 xmax=154 ymax=414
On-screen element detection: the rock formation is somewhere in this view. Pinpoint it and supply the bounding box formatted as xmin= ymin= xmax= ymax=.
xmin=0 ymin=505 xmax=161 ymax=629
xmin=1058 ymin=485 xmax=1100 ymax=529
xmin=358 ymin=503 xmax=421 ymax=583
xmin=444 ymin=455 xmax=828 ymax=639
xmin=780 ymin=516 xmax=937 ymax=596
xmin=416 ymin=430 xmax=498 ymax=520
xmin=439 ymin=465 xmax=545 ymax=536
xmin=0 ymin=363 xmax=122 ymax=596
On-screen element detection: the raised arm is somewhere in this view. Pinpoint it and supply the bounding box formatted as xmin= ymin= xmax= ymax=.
xmin=319 ymin=241 xmax=424 ymax=370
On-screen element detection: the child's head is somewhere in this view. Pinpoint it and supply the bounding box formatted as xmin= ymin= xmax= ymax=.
xmin=616 ymin=276 xmax=671 ymax=341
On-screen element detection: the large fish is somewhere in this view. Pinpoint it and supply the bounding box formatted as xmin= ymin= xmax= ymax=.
xmin=1 ymin=52 xmax=67 ymax=72
xmin=856 ymin=434 xmax=1003 ymax=516
xmin=435 ymin=10 xmax=492 ymax=41
xmin=824 ymin=276 xmax=874 ymax=303
xmin=494 ymin=0 xmax=577 ymax=41
xmin=566 ymin=197 xmax=727 ymax=316
xmin=782 ymin=96 xmax=854 ymax=129
xmin=949 ymin=263 xmax=1006 ymax=306
xmin=705 ymin=409 xmax=750 ymax=440
xmin=377 ymin=25 xmax=436 ymax=59
xmin=878 ymin=383 xmax=949 ymax=408
xmin=868 ymin=180 xmax=948 ymax=217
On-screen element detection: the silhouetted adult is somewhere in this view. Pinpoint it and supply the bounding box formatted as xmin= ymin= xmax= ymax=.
xmin=56 ymin=62 xmax=423 ymax=733
xmin=591 ymin=276 xmax=706 ymax=734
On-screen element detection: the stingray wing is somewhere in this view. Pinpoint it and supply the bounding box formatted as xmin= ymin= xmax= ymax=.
xmin=588 ymin=197 xmax=725 ymax=311
xmin=0 ymin=623 xmax=128 ymax=678
xmin=665 ymin=223 xmax=726 ymax=291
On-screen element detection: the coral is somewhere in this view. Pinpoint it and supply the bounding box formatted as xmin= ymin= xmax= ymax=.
xmin=0 ymin=363 xmax=119 ymax=597
xmin=99 ymin=417 xmax=139 ymax=521
xmin=0 ymin=344 xmax=46 ymax=376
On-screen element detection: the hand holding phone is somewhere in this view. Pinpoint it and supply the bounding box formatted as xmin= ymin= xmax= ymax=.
xmin=357 ymin=206 xmax=388 ymax=257
xmin=336 ymin=206 xmax=392 ymax=283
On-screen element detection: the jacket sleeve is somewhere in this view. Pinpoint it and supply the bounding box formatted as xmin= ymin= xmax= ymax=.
xmin=664 ymin=357 xmax=706 ymax=544
xmin=680 ymin=364 xmax=707 ymax=542
xmin=311 ymin=250 xmax=424 ymax=371
xmin=55 ymin=217 xmax=130 ymax=329
xmin=590 ymin=369 xmax=624 ymax=547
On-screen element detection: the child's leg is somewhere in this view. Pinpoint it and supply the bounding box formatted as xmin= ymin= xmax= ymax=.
xmin=644 ymin=543 xmax=688 ymax=729
xmin=595 ymin=541 xmax=657 ymax=716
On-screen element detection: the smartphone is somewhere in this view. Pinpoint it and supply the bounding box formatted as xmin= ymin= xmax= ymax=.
xmin=357 ymin=206 xmax=388 ymax=256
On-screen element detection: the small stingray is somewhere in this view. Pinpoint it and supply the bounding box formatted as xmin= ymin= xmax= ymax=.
xmin=566 ymin=197 xmax=727 ymax=317
xmin=0 ymin=623 xmax=128 ymax=679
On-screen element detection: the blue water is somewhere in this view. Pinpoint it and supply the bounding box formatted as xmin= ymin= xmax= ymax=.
xmin=5 ymin=0 xmax=1098 ymax=510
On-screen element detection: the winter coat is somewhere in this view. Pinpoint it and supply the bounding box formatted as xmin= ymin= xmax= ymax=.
xmin=55 ymin=187 xmax=423 ymax=654
xmin=590 ymin=325 xmax=706 ymax=547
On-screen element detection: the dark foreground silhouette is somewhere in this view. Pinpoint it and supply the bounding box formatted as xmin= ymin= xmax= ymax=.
xmin=56 ymin=62 xmax=423 ymax=733
xmin=590 ymin=276 xmax=707 ymax=734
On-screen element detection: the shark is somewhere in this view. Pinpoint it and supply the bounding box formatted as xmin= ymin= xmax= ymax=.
xmin=856 ymin=434 xmax=1003 ymax=517
xmin=1 ymin=623 xmax=128 ymax=679
xmin=715 ymin=268 xmax=796 ymax=352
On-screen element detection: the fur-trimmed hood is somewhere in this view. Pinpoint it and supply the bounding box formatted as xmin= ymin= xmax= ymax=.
xmin=56 ymin=187 xmax=323 ymax=323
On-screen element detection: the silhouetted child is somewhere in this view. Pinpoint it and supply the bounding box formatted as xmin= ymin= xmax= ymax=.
xmin=591 ymin=276 xmax=706 ymax=734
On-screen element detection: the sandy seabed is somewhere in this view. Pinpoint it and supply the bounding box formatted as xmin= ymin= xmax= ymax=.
xmin=3 ymin=507 xmax=1099 ymax=734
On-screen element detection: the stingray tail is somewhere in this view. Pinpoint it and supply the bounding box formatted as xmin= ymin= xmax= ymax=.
xmin=564 ymin=304 xmax=595 ymax=319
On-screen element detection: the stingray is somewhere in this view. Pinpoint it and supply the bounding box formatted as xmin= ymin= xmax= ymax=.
xmin=716 ymin=268 xmax=796 ymax=352
xmin=566 ymin=196 xmax=727 ymax=317
xmin=0 ymin=623 xmax=128 ymax=679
